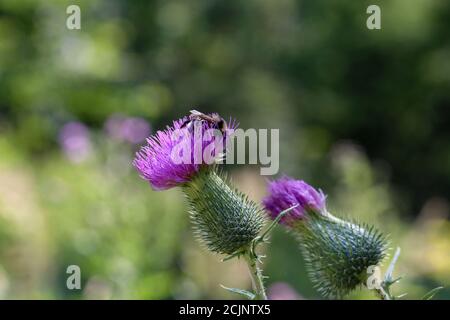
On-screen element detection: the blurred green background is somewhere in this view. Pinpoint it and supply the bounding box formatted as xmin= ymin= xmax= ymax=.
xmin=0 ymin=0 xmax=449 ymax=299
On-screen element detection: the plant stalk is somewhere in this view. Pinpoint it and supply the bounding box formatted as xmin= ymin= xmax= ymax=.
xmin=244 ymin=253 xmax=267 ymax=300
xmin=375 ymin=286 xmax=392 ymax=300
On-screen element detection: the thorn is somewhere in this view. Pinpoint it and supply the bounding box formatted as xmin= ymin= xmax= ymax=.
xmin=421 ymin=286 xmax=444 ymax=300
xmin=222 ymin=250 xmax=244 ymax=262
xmin=384 ymin=247 xmax=401 ymax=283
xmin=389 ymin=276 xmax=402 ymax=285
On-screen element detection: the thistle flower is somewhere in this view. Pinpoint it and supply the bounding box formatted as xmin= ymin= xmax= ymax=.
xmin=134 ymin=112 xmax=267 ymax=299
xmin=263 ymin=177 xmax=388 ymax=299
xmin=133 ymin=114 xmax=236 ymax=190
xmin=133 ymin=112 xmax=263 ymax=254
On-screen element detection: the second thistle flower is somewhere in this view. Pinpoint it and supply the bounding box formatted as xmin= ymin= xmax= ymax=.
xmin=263 ymin=177 xmax=388 ymax=299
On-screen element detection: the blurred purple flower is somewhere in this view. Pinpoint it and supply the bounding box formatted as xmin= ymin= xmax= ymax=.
xmin=267 ymin=282 xmax=302 ymax=300
xmin=104 ymin=114 xmax=151 ymax=144
xmin=58 ymin=122 xmax=92 ymax=163
xmin=133 ymin=113 xmax=236 ymax=191
xmin=263 ymin=177 xmax=327 ymax=226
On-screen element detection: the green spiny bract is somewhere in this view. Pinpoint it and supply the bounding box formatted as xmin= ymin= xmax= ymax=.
xmin=294 ymin=213 xmax=388 ymax=299
xmin=182 ymin=169 xmax=266 ymax=255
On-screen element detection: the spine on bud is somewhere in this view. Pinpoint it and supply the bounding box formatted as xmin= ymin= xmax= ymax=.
xmin=294 ymin=213 xmax=388 ymax=299
xmin=182 ymin=169 xmax=265 ymax=255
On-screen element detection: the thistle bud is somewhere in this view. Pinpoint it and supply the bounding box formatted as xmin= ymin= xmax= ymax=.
xmin=183 ymin=169 xmax=266 ymax=255
xmin=263 ymin=177 xmax=388 ymax=299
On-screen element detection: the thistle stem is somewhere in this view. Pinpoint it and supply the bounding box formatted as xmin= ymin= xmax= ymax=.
xmin=241 ymin=205 xmax=298 ymax=300
xmin=374 ymin=247 xmax=401 ymax=300
xmin=375 ymin=286 xmax=392 ymax=300
xmin=244 ymin=253 xmax=267 ymax=300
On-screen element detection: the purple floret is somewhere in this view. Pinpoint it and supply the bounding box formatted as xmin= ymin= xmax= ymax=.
xmin=133 ymin=114 xmax=236 ymax=190
xmin=263 ymin=177 xmax=327 ymax=226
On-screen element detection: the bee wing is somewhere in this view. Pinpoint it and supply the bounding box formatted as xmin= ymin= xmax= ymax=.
xmin=190 ymin=110 xmax=204 ymax=116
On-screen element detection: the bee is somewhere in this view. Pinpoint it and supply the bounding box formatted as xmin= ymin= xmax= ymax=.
xmin=181 ymin=110 xmax=228 ymax=133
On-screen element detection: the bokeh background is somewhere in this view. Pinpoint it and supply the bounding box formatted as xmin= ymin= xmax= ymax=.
xmin=0 ymin=0 xmax=449 ymax=299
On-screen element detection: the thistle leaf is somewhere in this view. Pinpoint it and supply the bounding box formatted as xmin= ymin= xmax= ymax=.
xmin=395 ymin=293 xmax=408 ymax=299
xmin=421 ymin=286 xmax=444 ymax=300
xmin=220 ymin=285 xmax=256 ymax=300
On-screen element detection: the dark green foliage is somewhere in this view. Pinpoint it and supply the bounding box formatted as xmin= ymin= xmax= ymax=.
xmin=183 ymin=169 xmax=265 ymax=255
xmin=295 ymin=214 xmax=388 ymax=299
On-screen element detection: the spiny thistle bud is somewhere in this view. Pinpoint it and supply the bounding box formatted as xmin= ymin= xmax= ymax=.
xmin=263 ymin=177 xmax=388 ymax=299
xmin=183 ymin=169 xmax=266 ymax=255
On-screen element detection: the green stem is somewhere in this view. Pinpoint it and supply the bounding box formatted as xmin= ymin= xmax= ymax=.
xmin=244 ymin=253 xmax=267 ymax=300
xmin=223 ymin=206 xmax=299 ymax=300
xmin=375 ymin=286 xmax=392 ymax=300
xmin=374 ymin=247 xmax=401 ymax=300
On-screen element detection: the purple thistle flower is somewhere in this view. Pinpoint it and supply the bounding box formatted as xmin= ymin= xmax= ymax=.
xmin=262 ymin=177 xmax=327 ymax=226
xmin=263 ymin=177 xmax=388 ymax=299
xmin=133 ymin=113 xmax=236 ymax=190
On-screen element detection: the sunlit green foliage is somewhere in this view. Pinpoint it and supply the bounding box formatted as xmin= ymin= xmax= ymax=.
xmin=0 ymin=0 xmax=448 ymax=299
